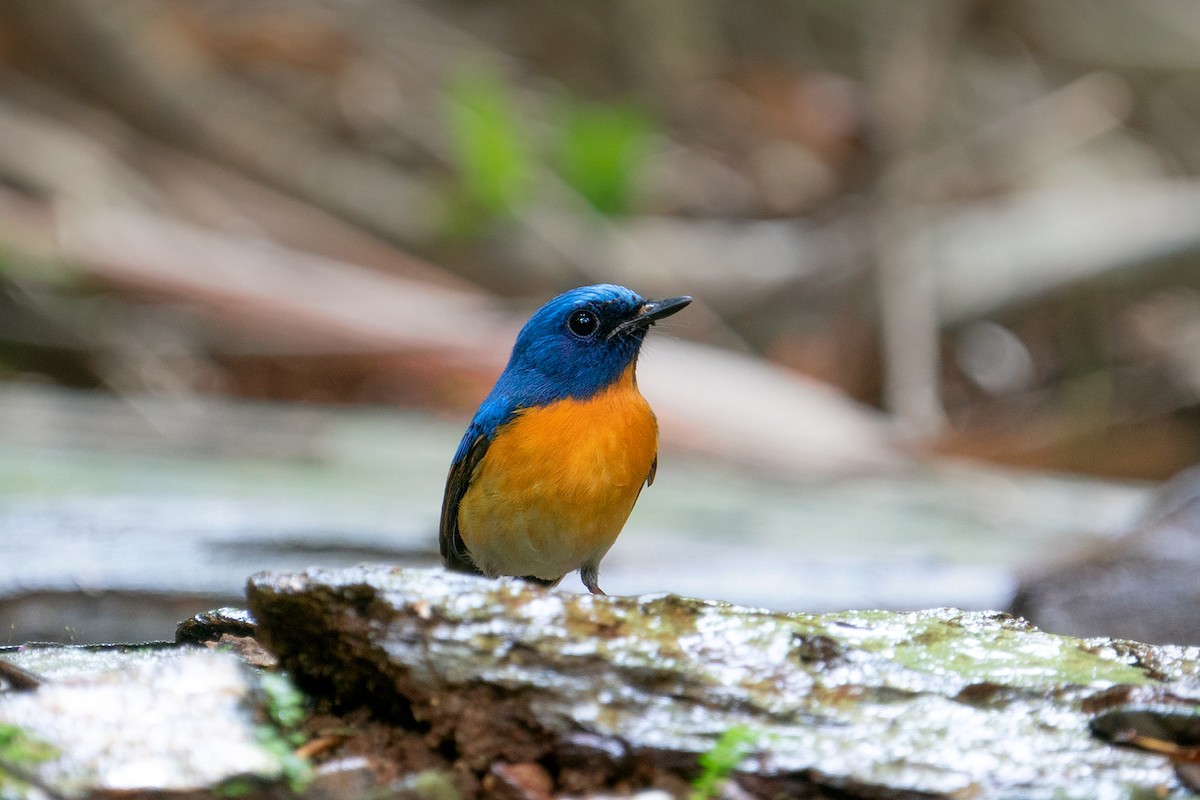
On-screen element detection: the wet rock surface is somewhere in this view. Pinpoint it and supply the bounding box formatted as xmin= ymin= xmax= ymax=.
xmin=0 ymin=645 xmax=297 ymax=797
xmin=249 ymin=565 xmax=1200 ymax=799
xmin=175 ymin=606 xmax=259 ymax=644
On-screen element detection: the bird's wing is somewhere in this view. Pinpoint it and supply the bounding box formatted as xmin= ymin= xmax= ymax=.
xmin=439 ymin=427 xmax=491 ymax=575
xmin=629 ymin=453 xmax=657 ymax=510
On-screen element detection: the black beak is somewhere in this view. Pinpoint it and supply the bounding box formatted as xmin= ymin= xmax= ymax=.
xmin=608 ymin=295 xmax=692 ymax=340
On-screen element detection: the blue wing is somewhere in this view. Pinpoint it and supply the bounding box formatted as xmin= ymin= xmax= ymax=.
xmin=439 ymin=422 xmax=490 ymax=574
xmin=438 ymin=383 xmax=523 ymax=574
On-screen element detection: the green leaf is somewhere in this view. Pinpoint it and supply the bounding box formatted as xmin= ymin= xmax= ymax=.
xmin=444 ymin=64 xmax=532 ymax=219
xmin=260 ymin=672 xmax=307 ymax=730
xmin=0 ymin=723 xmax=57 ymax=794
xmin=556 ymin=99 xmax=654 ymax=216
xmin=689 ymin=724 xmax=759 ymax=800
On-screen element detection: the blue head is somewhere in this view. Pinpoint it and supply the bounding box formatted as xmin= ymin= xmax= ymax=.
xmin=473 ymin=284 xmax=690 ymax=433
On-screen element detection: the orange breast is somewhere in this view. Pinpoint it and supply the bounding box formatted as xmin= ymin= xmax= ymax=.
xmin=457 ymin=364 xmax=658 ymax=581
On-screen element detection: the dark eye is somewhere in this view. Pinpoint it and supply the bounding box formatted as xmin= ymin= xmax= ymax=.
xmin=567 ymin=308 xmax=600 ymax=338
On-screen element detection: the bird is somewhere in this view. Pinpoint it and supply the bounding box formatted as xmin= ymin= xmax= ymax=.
xmin=439 ymin=284 xmax=691 ymax=595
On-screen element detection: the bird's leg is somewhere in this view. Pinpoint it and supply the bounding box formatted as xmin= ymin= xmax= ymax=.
xmin=580 ymin=563 xmax=607 ymax=596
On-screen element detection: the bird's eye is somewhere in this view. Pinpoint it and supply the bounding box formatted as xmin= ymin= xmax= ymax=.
xmin=567 ymin=308 xmax=600 ymax=338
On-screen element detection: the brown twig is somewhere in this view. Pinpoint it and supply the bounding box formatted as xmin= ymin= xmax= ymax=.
xmin=0 ymin=659 xmax=44 ymax=692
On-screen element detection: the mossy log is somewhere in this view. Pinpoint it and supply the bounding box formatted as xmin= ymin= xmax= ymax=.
xmin=248 ymin=565 xmax=1200 ymax=799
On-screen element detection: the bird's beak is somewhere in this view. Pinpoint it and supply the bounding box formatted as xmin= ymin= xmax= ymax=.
xmin=608 ymin=295 xmax=692 ymax=339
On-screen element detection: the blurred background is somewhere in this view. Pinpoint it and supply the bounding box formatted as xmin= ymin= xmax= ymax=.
xmin=0 ymin=0 xmax=1198 ymax=644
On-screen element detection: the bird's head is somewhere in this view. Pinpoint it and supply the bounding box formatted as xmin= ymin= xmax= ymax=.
xmin=503 ymin=284 xmax=691 ymax=402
